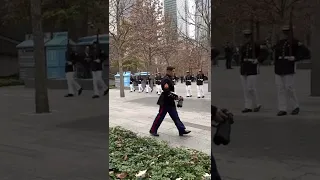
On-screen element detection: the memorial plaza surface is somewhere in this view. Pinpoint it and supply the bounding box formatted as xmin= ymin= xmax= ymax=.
xmin=110 ymin=66 xmax=320 ymax=180
xmin=0 ymin=65 xmax=319 ymax=180
xmin=0 ymin=86 xmax=108 ymax=180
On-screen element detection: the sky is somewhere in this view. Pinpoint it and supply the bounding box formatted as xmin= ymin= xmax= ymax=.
xmin=160 ymin=0 xmax=196 ymax=39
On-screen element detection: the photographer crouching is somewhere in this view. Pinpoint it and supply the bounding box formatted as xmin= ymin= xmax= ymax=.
xmin=211 ymin=105 xmax=234 ymax=180
xmin=149 ymin=66 xmax=191 ymax=136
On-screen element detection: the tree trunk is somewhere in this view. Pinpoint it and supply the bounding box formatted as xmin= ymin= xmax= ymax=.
xmin=255 ymin=21 xmax=260 ymax=41
xmin=118 ymin=54 xmax=125 ymax=97
xmin=30 ymin=0 xmax=50 ymax=113
xmin=311 ymin=0 xmax=320 ymax=96
xmin=116 ymin=0 xmax=125 ymax=98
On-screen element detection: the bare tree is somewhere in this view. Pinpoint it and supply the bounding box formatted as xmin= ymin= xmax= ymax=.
xmin=178 ymin=0 xmax=211 ymax=90
xmin=158 ymin=14 xmax=180 ymax=66
xmin=129 ymin=0 xmax=163 ymax=72
xmin=30 ymin=0 xmax=50 ymax=113
xmin=109 ymin=0 xmax=135 ymax=97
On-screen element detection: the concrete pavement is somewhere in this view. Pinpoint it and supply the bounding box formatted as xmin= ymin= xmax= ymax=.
xmin=0 ymin=86 xmax=109 ymax=180
xmin=109 ymin=83 xmax=211 ymax=154
xmin=110 ymin=66 xmax=320 ymax=180
xmin=212 ymin=66 xmax=320 ymax=180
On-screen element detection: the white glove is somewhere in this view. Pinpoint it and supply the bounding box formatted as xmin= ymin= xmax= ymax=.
xmin=253 ymin=59 xmax=258 ymax=64
xmin=95 ymin=59 xmax=101 ymax=63
xmin=288 ymin=56 xmax=295 ymax=61
xmin=67 ymin=61 xmax=72 ymax=65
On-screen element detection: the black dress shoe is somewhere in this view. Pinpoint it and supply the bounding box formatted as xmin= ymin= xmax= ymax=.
xmin=190 ymin=95 xmax=192 ymax=97
xmin=64 ymin=94 xmax=74 ymax=97
xmin=277 ymin=111 xmax=287 ymax=116
xmin=186 ymin=96 xmax=190 ymax=97
xmin=253 ymin=105 xmax=262 ymax=112
xmin=179 ymin=130 xmax=191 ymax=136
xmin=149 ymin=131 xmax=159 ymax=136
xmin=291 ymin=107 xmax=300 ymax=115
xmin=197 ymin=97 xmax=200 ymax=98
xmin=78 ymin=88 xmax=83 ymax=95
xmin=92 ymin=95 xmax=99 ymax=99
xmin=202 ymin=96 xmax=205 ymax=98
xmin=103 ymin=89 xmax=109 ymax=96
xmin=242 ymin=108 xmax=252 ymax=113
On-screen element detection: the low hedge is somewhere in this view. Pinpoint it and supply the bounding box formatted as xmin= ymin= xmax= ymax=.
xmin=0 ymin=78 xmax=24 ymax=87
xmin=109 ymin=126 xmax=211 ymax=179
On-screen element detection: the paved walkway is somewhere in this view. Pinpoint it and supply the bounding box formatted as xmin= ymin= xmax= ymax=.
xmin=109 ymin=83 xmax=211 ymax=154
xmin=111 ymin=67 xmax=320 ymax=180
xmin=0 ymin=86 xmax=108 ymax=180
xmin=212 ymin=66 xmax=320 ymax=180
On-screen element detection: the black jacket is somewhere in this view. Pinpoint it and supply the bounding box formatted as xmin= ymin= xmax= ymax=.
xmin=185 ymin=75 xmax=192 ymax=85
xmin=240 ymin=42 xmax=268 ymax=76
xmin=145 ymin=77 xmax=151 ymax=85
xmin=130 ymin=77 xmax=135 ymax=84
xmin=91 ymin=49 xmax=105 ymax=71
xmin=157 ymin=75 xmax=178 ymax=107
xmin=137 ymin=76 xmax=143 ymax=84
xmin=274 ymin=38 xmax=304 ymax=75
xmin=65 ymin=51 xmax=77 ymax=73
xmin=212 ymin=48 xmax=220 ymax=60
xmin=155 ymin=75 xmax=162 ymax=85
xmin=196 ymin=74 xmax=205 ymax=85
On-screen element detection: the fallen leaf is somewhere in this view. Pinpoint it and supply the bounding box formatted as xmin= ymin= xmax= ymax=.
xmin=135 ymin=169 xmax=147 ymax=178
xmin=116 ymin=172 xmax=128 ymax=179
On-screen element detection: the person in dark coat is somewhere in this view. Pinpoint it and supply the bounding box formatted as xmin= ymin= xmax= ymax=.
xmin=224 ymin=42 xmax=233 ymax=69
xmin=149 ymin=66 xmax=191 ymax=136
xmin=91 ymin=42 xmax=108 ymax=98
xmin=211 ymin=105 xmax=228 ymax=180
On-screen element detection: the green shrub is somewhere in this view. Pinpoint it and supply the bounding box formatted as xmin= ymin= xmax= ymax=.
xmin=109 ymin=127 xmax=210 ymax=179
xmin=0 ymin=78 xmax=24 ymax=87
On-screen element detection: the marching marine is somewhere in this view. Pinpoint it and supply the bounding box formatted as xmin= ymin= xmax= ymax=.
xmin=137 ymin=75 xmax=143 ymax=93
xmin=196 ymin=70 xmax=205 ymax=98
xmin=155 ymin=73 xmax=162 ymax=95
xmin=129 ymin=74 xmax=135 ymax=92
xmin=185 ymin=71 xmax=192 ymax=97
xmin=273 ymin=25 xmax=305 ymax=116
xmin=239 ymin=29 xmax=268 ymax=113
xmin=64 ymin=46 xmax=83 ymax=97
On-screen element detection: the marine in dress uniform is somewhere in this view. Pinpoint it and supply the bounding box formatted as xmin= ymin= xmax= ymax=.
xmin=212 ymin=47 xmax=220 ymax=66
xmin=240 ymin=29 xmax=267 ymax=113
xmin=129 ymin=74 xmax=135 ymax=92
xmin=64 ymin=48 xmax=83 ymax=97
xmin=155 ymin=73 xmax=162 ymax=95
xmin=137 ymin=75 xmax=143 ymax=92
xmin=91 ymin=42 xmax=108 ymax=98
xmin=149 ymin=66 xmax=191 ymax=136
xmin=83 ymin=46 xmax=92 ymax=78
xmin=196 ymin=70 xmax=205 ymax=98
xmin=145 ymin=76 xmax=152 ymax=93
xmin=225 ymin=42 xmax=233 ymax=69
xmin=273 ymin=25 xmax=303 ymax=116
xmin=185 ymin=71 xmax=192 ymax=97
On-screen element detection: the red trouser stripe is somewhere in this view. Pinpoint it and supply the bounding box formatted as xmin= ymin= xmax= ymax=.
xmin=151 ymin=107 xmax=164 ymax=132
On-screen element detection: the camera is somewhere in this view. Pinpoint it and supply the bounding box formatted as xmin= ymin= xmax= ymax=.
xmin=213 ymin=108 xmax=234 ymax=146
xmin=177 ymin=97 xmax=183 ymax=108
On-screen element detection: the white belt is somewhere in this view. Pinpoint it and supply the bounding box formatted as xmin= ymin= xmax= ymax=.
xmin=187 ymin=80 xmax=191 ymax=81
xmin=279 ymin=56 xmax=290 ymax=59
xmin=198 ymin=79 xmax=203 ymax=81
xmin=244 ymin=58 xmax=255 ymax=62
